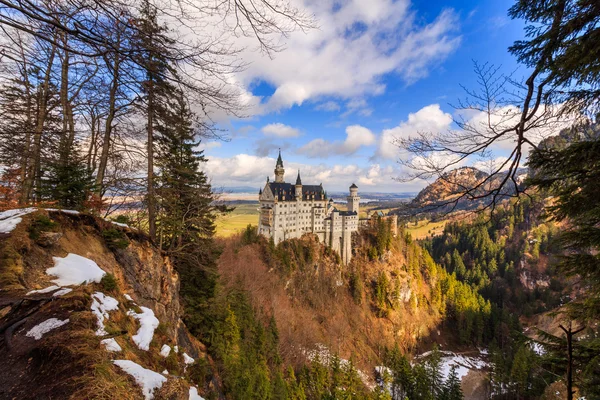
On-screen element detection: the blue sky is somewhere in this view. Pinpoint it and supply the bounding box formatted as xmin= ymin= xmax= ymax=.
xmin=201 ymin=0 xmax=528 ymax=193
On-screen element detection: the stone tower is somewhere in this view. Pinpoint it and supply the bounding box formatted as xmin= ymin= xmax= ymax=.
xmin=274 ymin=149 xmax=285 ymax=183
xmin=347 ymin=183 xmax=359 ymax=214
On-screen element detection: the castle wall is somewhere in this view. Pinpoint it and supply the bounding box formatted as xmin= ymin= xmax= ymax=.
xmin=257 ymin=156 xmax=360 ymax=264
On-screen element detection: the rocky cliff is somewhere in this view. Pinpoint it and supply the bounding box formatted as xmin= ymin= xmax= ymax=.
xmin=0 ymin=209 xmax=211 ymax=399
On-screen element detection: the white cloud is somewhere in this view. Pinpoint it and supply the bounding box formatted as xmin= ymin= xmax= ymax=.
xmin=315 ymin=101 xmax=341 ymax=112
xmin=197 ymin=141 xmax=222 ymax=152
xmin=376 ymin=104 xmax=453 ymax=159
xmin=203 ymin=154 xmax=414 ymax=192
xmin=233 ymin=1 xmax=460 ymax=114
xmin=471 ymin=156 xmax=510 ymax=173
xmin=298 ymin=125 xmax=376 ymax=158
xmin=261 ymin=123 xmax=301 ymax=138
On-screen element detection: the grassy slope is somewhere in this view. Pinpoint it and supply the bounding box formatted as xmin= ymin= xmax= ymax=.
xmin=215 ymin=203 xmax=259 ymax=237
xmin=405 ymin=219 xmax=448 ymax=240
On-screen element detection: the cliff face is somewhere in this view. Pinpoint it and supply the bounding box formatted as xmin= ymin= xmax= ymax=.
xmin=0 ymin=209 xmax=209 ymax=399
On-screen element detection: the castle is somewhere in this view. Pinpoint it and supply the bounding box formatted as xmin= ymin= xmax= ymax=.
xmin=258 ymin=151 xmax=360 ymax=264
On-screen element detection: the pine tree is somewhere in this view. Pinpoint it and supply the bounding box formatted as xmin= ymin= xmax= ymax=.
xmin=133 ymin=0 xmax=178 ymax=240
xmin=441 ymin=365 xmax=463 ymax=400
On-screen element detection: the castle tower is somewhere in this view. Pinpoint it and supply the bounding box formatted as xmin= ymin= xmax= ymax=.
xmin=274 ymin=149 xmax=285 ymax=183
xmin=347 ymin=183 xmax=359 ymax=214
xmin=295 ymin=170 xmax=302 ymax=201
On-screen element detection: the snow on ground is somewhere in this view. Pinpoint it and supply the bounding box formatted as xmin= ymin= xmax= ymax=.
xmin=183 ymin=353 xmax=195 ymax=365
xmin=162 ymin=370 xmax=168 ymax=375
xmin=53 ymin=288 xmax=73 ymax=297
xmin=44 ymin=208 xmax=80 ymax=215
xmin=304 ymin=343 xmax=372 ymax=388
xmin=91 ymin=292 xmax=119 ymax=336
xmin=111 ymin=221 xmax=129 ymax=228
xmin=26 ymin=318 xmax=69 ymax=340
xmin=124 ymin=294 xmax=134 ymax=302
xmin=101 ymin=338 xmax=122 ymax=352
xmin=113 ymin=360 xmax=167 ymax=400
xmin=27 ymin=285 xmax=60 ymax=295
xmin=189 ymin=387 xmax=205 ymax=400
xmin=47 ymin=253 xmax=106 ymax=286
xmin=173 ymin=346 xmax=179 ymax=353
xmin=128 ymin=306 xmax=159 ymax=351
xmin=160 ymin=344 xmax=171 ymax=357
xmin=415 ymin=350 xmax=489 ymax=381
xmin=0 ymin=208 xmax=36 ymax=233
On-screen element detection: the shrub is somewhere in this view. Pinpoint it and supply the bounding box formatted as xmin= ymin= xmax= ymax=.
xmin=100 ymin=273 xmax=118 ymax=292
xmin=28 ymin=214 xmax=58 ymax=240
xmin=102 ymin=228 xmax=129 ymax=250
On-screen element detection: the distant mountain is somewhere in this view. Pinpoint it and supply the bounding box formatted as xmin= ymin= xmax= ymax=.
xmin=398 ymin=166 xmax=529 ymax=215
xmin=413 ymin=167 xmax=489 ymax=207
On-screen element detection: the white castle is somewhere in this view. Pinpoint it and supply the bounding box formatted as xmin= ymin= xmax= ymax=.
xmin=258 ymin=151 xmax=360 ymax=264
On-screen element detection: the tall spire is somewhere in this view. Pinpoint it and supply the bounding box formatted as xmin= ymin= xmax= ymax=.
xmin=274 ymin=149 xmax=285 ymax=183
xmin=296 ymin=170 xmax=302 ymax=185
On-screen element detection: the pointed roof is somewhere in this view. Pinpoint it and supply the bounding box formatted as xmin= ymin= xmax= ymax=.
xmin=296 ymin=170 xmax=302 ymax=185
xmin=350 ymin=183 xmax=358 ymax=189
xmin=259 ymin=188 xmax=262 ymax=195
xmin=276 ymin=149 xmax=284 ymax=168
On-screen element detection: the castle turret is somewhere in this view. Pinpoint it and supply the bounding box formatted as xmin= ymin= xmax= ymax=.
xmin=274 ymin=149 xmax=285 ymax=183
xmin=295 ymin=170 xmax=302 ymax=201
xmin=347 ymin=183 xmax=359 ymax=214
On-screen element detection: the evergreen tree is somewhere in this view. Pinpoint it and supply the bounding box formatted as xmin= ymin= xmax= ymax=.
xmin=133 ymin=0 xmax=178 ymax=240
xmin=441 ymin=365 xmax=463 ymax=400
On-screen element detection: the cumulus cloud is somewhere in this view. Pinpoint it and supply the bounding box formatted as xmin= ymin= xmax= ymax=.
xmin=233 ymin=1 xmax=460 ymax=114
xmin=315 ymin=101 xmax=341 ymax=112
xmin=203 ymin=154 xmax=411 ymax=191
xmin=261 ymin=123 xmax=301 ymax=138
xmin=376 ymin=104 xmax=453 ymax=160
xmin=298 ymin=125 xmax=376 ymax=158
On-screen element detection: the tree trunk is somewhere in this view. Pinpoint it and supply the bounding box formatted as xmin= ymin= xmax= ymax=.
xmin=58 ymin=37 xmax=74 ymax=165
xmin=560 ymin=322 xmax=586 ymax=400
xmin=147 ymin=77 xmax=156 ymax=240
xmin=20 ymin=43 xmax=56 ymax=204
xmin=95 ymin=41 xmax=121 ymax=194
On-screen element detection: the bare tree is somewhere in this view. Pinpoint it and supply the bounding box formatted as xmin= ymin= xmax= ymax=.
xmin=395 ymin=1 xmax=580 ymax=214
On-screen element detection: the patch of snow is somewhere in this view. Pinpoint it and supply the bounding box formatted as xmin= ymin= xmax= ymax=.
xmin=479 ymin=348 xmax=489 ymax=355
xmin=303 ymin=343 xmax=372 ymax=389
xmin=124 ymin=294 xmax=133 ymax=301
xmin=183 ymin=353 xmax=195 ymax=365
xmin=91 ymin=292 xmax=119 ymax=336
xmin=530 ymin=341 xmax=546 ymax=356
xmin=27 ymin=285 xmax=60 ymax=295
xmin=47 ymin=253 xmax=106 ymax=286
xmin=53 ymin=288 xmax=73 ymax=297
xmin=162 ymin=370 xmax=168 ymax=375
xmin=128 ymin=307 xmax=159 ymax=351
xmin=173 ymin=345 xmax=179 ymax=353
xmin=189 ymin=387 xmax=205 ymax=400
xmin=112 ymin=221 xmax=129 ymax=228
xmin=160 ymin=344 xmax=171 ymax=357
xmin=415 ymin=351 xmax=489 ymax=382
xmin=113 ymin=360 xmax=166 ymax=400
xmin=26 ymin=318 xmax=69 ymax=340
xmin=101 ymin=338 xmax=122 ymax=352
xmin=0 ymin=208 xmax=36 ymax=233
xmin=45 ymin=208 xmax=80 ymax=215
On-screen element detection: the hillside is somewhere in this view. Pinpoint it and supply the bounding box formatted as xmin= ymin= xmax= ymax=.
xmin=216 ymin=220 xmax=495 ymax=396
xmin=401 ymin=167 xmax=528 ymax=216
xmin=0 ymin=209 xmax=212 ymax=399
